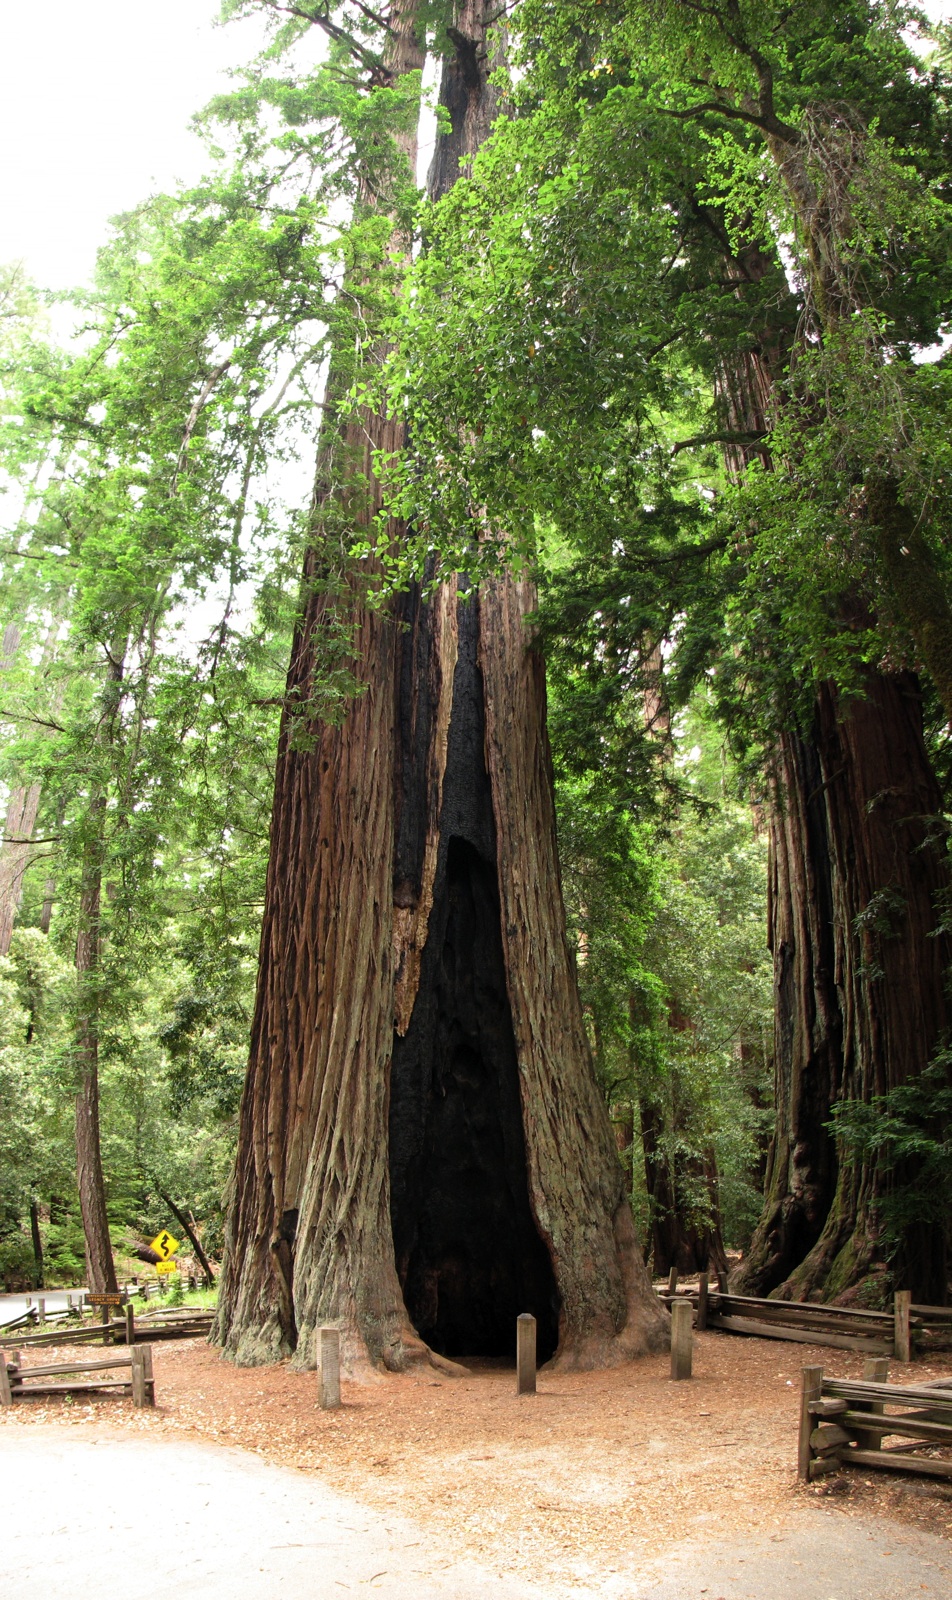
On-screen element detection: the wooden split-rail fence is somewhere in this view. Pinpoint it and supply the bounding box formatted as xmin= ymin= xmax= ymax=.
xmin=799 ymin=1361 xmax=952 ymax=1483
xmin=658 ymin=1274 xmax=951 ymax=1359
xmin=0 ymin=1344 xmax=155 ymax=1408
xmin=3 ymin=1303 xmax=213 ymax=1351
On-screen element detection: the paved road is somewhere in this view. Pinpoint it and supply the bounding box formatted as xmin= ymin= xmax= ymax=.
xmin=1 ymin=1428 xmax=950 ymax=1600
xmin=0 ymin=1291 xmax=78 ymax=1323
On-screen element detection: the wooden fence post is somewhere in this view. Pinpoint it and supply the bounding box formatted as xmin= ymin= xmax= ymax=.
xmin=798 ymin=1365 xmax=823 ymax=1480
xmin=124 ymin=1304 xmax=136 ymax=1346
xmin=670 ymin=1298 xmax=693 ymax=1380
xmin=853 ymin=1355 xmax=889 ymax=1450
xmin=516 ymin=1313 xmax=537 ymax=1395
xmin=142 ymin=1343 xmax=154 ymax=1406
xmin=696 ymin=1272 xmax=709 ymax=1332
xmin=0 ymin=1353 xmax=11 ymax=1406
xmin=667 ymin=1266 xmax=679 ymax=1297
xmin=318 ymin=1327 xmax=341 ymax=1410
xmin=37 ymin=1298 xmax=45 ymax=1324
xmin=894 ymin=1291 xmax=912 ymax=1363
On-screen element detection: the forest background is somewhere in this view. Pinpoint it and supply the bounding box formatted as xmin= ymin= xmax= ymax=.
xmin=0 ymin=0 xmax=948 ymax=1307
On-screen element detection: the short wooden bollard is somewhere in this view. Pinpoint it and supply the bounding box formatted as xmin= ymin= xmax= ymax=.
xmin=130 ymin=1344 xmax=155 ymax=1408
xmin=667 ymin=1266 xmax=679 ymax=1297
xmin=124 ymin=1304 xmax=136 ymax=1346
xmin=318 ymin=1326 xmax=341 ymax=1410
xmin=696 ymin=1272 xmax=709 ymax=1332
xmin=516 ymin=1313 xmax=537 ymax=1395
xmin=894 ymin=1290 xmax=912 ymax=1363
xmin=670 ymin=1297 xmax=693 ymax=1380
xmin=37 ymin=1298 xmax=45 ymax=1324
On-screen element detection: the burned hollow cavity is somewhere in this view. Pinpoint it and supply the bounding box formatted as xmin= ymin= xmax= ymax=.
xmin=389 ymin=590 xmax=560 ymax=1361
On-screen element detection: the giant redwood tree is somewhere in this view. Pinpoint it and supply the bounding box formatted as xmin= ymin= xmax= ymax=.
xmin=375 ymin=0 xmax=952 ymax=1305
xmin=215 ymin=0 xmax=666 ymax=1372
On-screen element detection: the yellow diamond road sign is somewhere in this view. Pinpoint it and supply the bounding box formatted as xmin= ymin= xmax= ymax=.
xmin=150 ymin=1229 xmax=180 ymax=1261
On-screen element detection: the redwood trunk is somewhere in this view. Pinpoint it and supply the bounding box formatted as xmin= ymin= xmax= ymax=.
xmin=74 ymin=799 xmax=118 ymax=1296
xmin=735 ymin=671 xmax=951 ymax=1301
xmin=216 ymin=2 xmax=665 ymax=1372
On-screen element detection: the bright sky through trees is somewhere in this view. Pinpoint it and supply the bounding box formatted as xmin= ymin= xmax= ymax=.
xmin=0 ymin=0 xmax=265 ymax=289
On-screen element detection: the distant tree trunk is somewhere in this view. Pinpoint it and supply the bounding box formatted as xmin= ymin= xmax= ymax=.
xmin=736 ymin=670 xmax=952 ymax=1302
xmin=0 ymin=625 xmax=40 ymax=955
xmin=612 ymin=1103 xmax=634 ymax=1188
xmin=0 ymin=780 xmax=41 ymax=956
xmin=158 ymin=1191 xmax=215 ymax=1288
xmin=74 ymin=791 xmax=118 ymax=1295
xmin=639 ymin=1098 xmax=728 ymax=1277
xmin=216 ymin=1 xmax=665 ymax=1373
xmin=29 ymin=1197 xmax=44 ymax=1290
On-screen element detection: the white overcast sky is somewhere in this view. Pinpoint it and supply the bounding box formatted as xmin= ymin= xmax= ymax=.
xmin=0 ymin=1 xmax=950 ymax=295
xmin=0 ymin=0 xmax=267 ymax=290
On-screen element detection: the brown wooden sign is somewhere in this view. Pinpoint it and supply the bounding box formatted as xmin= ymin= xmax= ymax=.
xmin=87 ymin=1292 xmax=123 ymax=1307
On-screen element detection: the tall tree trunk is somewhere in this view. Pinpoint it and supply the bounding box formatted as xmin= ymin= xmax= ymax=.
xmin=215 ymin=0 xmax=434 ymax=1370
xmin=0 ymin=780 xmax=41 ymax=955
xmin=29 ymin=1197 xmax=44 ymax=1290
xmin=705 ymin=218 xmax=952 ymax=1304
xmin=74 ymin=792 xmax=118 ymax=1295
xmin=216 ymin=1 xmax=665 ymax=1372
xmin=736 ymin=670 xmax=952 ymax=1301
xmin=0 ymin=625 xmax=38 ymax=955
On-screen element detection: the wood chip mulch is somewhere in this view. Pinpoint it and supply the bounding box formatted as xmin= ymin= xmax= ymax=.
xmin=3 ymin=1331 xmax=951 ymax=1588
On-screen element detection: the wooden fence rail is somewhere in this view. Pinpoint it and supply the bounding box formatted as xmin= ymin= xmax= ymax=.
xmin=656 ymin=1282 xmax=950 ymax=1358
xmin=0 ymin=1344 xmax=155 ymax=1408
xmin=4 ymin=1306 xmax=213 ymax=1351
xmin=798 ymin=1363 xmax=952 ymax=1483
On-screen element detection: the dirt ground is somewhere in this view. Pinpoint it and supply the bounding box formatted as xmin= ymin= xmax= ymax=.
xmin=2 ymin=1331 xmax=951 ymax=1590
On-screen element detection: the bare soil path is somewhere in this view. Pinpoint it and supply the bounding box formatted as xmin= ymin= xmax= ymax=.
xmin=2 ymin=1331 xmax=951 ymax=1597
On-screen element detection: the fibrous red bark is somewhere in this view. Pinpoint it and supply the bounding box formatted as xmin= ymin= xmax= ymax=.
xmin=735 ymin=670 xmax=951 ymax=1302
xmin=216 ymin=1 xmax=665 ymax=1373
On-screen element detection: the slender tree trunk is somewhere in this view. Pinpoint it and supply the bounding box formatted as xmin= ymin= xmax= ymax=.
xmin=29 ymin=1197 xmax=44 ymax=1290
xmin=217 ymin=1 xmax=665 ymax=1372
xmin=736 ymin=670 xmax=951 ymax=1301
xmin=158 ymin=1191 xmax=215 ymax=1287
xmin=74 ymin=792 xmax=118 ymax=1295
xmin=0 ymin=780 xmax=41 ymax=955
xmin=0 ymin=626 xmax=38 ymax=955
